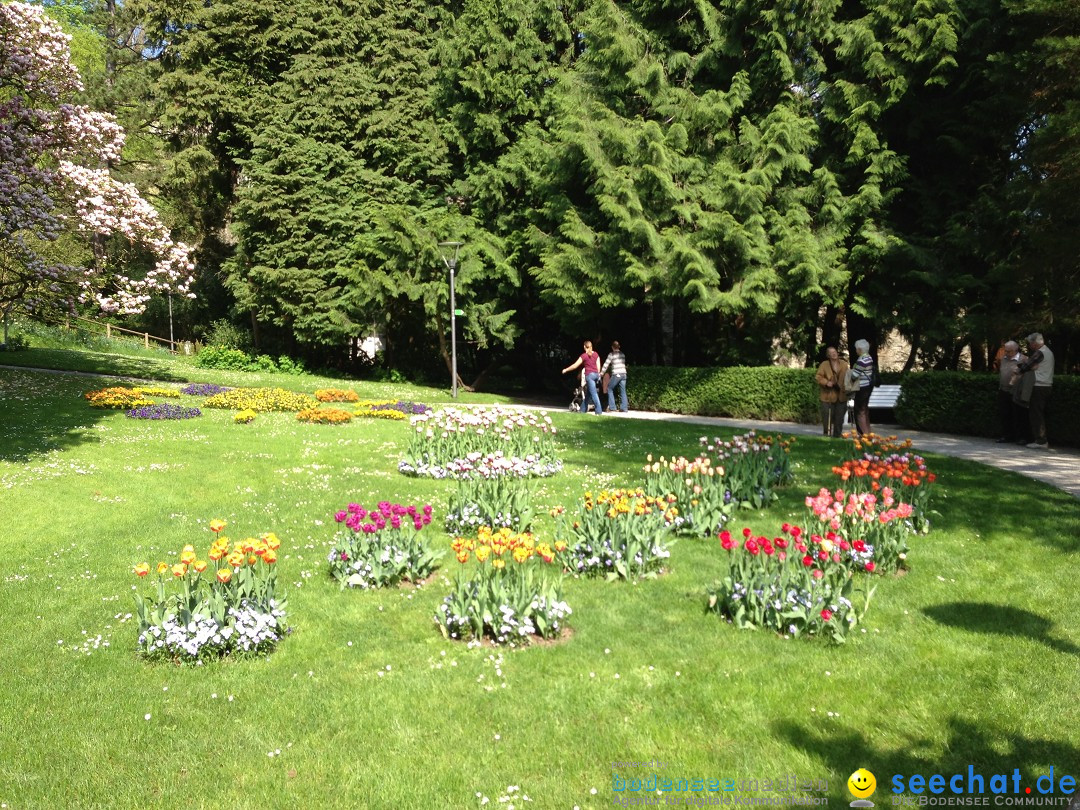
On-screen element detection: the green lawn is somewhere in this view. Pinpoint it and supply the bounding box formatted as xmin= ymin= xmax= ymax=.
xmin=0 ymin=362 xmax=1078 ymax=809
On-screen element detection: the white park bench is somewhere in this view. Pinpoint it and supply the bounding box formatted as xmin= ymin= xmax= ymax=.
xmin=844 ymin=384 xmax=903 ymax=427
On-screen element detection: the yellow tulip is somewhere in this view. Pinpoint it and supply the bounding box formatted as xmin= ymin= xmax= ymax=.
xmin=263 ymin=549 xmax=277 ymax=564
xmin=156 ymin=562 xmax=168 ymax=575
xmin=133 ymin=563 xmax=150 ymax=577
xmin=193 ymin=560 xmax=208 ymax=573
xmin=209 ymin=519 xmax=226 ymax=533
xmin=216 ymin=569 xmax=232 ymax=584
xmin=171 ymin=563 xmax=187 ymax=578
xmin=180 ymin=550 xmax=196 ymax=565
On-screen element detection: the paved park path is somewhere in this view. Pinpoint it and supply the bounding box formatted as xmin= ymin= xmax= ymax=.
xmin=3 ymin=363 xmax=1077 ymax=499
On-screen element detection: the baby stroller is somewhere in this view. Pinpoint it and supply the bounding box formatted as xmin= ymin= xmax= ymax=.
xmin=568 ymin=370 xmax=598 ymax=413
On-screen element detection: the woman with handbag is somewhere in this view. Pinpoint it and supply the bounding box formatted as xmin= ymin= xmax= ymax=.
xmin=815 ymin=347 xmax=850 ymax=437
xmin=850 ymin=339 xmax=875 ymax=436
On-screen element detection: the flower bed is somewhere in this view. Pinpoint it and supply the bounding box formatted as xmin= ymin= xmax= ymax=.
xmin=706 ymin=524 xmax=875 ymax=643
xmin=833 ymin=433 xmax=936 ymax=533
xmin=400 ymin=407 xmax=561 ymax=479
xmin=85 ymin=387 xmax=155 ymax=409
xmin=133 ymin=385 xmax=180 ymax=398
xmin=180 ymin=383 xmax=232 ymax=396
xmin=805 ymin=487 xmax=915 ymax=573
xmin=132 ymin=520 xmax=288 ymax=662
xmin=551 ymin=489 xmax=682 ymax=581
xmin=297 ymin=407 xmax=353 ymax=425
xmin=234 ymin=409 xmax=257 ymax=424
xmin=126 ymin=403 xmax=202 ymax=420
xmin=315 ymin=388 xmax=359 ymax=402
xmin=202 ymin=387 xmax=318 ymax=412
xmin=436 ymin=527 xmax=570 ymax=644
xmin=445 ymin=477 xmax=534 ymax=535
xmin=400 ymin=450 xmax=561 ymax=480
xmin=355 ymin=400 xmax=430 ymax=420
xmin=697 ymin=431 xmax=795 ymax=508
xmin=641 ymin=454 xmax=731 ymax=536
xmin=327 ymin=501 xmax=440 ymax=589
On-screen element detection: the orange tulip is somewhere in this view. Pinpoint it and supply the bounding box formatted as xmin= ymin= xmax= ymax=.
xmin=263 ymin=549 xmax=277 ymax=564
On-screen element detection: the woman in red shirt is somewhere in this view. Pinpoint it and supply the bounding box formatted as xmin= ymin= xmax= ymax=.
xmin=562 ymin=340 xmax=604 ymax=415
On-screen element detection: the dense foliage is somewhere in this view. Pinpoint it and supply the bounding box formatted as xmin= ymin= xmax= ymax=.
xmin=8 ymin=0 xmax=1080 ymax=376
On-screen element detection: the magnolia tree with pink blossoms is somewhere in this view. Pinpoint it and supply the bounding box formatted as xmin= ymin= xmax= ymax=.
xmin=0 ymin=2 xmax=194 ymax=341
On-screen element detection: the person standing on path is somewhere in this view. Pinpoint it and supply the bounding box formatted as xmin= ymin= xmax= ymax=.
xmin=599 ymin=341 xmax=629 ymax=413
xmin=1014 ymin=333 xmax=1054 ymax=449
xmin=851 ymin=339 xmax=875 ymax=437
xmin=995 ymin=340 xmax=1026 ymax=444
xmin=562 ymin=340 xmax=604 ymax=415
xmin=815 ymin=346 xmax=849 ymax=437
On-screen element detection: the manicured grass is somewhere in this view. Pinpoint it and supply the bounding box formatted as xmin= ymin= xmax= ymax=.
xmin=0 ymin=364 xmax=1078 ymax=809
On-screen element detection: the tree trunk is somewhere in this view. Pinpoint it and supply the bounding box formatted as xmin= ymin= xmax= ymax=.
xmin=659 ymin=300 xmax=674 ymax=365
xmin=250 ymin=309 xmax=260 ymax=351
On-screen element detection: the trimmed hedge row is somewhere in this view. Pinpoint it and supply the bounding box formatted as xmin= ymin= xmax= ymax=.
xmin=895 ymin=372 xmax=1080 ymax=446
xmin=629 ymin=366 xmax=1080 ymax=447
xmin=630 ymin=366 xmax=821 ymax=423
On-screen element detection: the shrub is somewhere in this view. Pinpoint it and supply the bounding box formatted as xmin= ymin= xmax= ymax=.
xmin=0 ymin=333 xmax=30 ymax=350
xmin=436 ymin=527 xmax=570 ymax=644
xmin=327 ymin=501 xmax=440 ymax=589
xmin=202 ymin=387 xmax=318 ymax=412
xmin=201 ymin=319 xmax=252 ymax=352
xmin=132 ymin=520 xmax=287 ymax=662
xmin=126 ymin=404 xmax=201 ymax=420
xmin=895 ymin=372 xmax=1080 ymax=446
xmin=193 ymin=346 xmax=253 ymax=371
xmin=631 ymin=366 xmax=820 ymax=422
xmin=316 ymin=388 xmax=359 ymax=402
xmin=297 ymin=407 xmax=353 ymax=425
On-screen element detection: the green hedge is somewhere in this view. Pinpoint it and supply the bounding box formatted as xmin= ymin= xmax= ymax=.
xmin=895 ymin=371 xmax=1080 ymax=446
xmin=630 ymin=366 xmax=821 ymax=423
xmin=629 ymin=365 xmax=1080 ymax=447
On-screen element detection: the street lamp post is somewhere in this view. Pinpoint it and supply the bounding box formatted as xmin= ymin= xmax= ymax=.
xmin=438 ymin=241 xmax=463 ymax=399
xmin=167 ymin=291 xmax=174 ymax=352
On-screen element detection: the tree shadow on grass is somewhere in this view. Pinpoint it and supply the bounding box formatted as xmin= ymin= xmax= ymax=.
xmin=774 ymin=717 xmax=1080 ymax=800
xmin=0 ymin=367 xmax=107 ymax=462
xmin=923 ymin=602 xmax=1080 ymax=655
xmin=0 ymin=347 xmax=187 ymax=382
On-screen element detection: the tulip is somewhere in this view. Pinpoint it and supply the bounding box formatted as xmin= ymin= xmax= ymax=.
xmin=133 ymin=563 xmax=150 ymax=577
xmin=216 ymin=569 xmax=232 ymax=584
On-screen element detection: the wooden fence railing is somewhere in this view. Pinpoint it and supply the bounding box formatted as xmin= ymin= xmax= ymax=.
xmin=46 ymin=313 xmax=178 ymax=353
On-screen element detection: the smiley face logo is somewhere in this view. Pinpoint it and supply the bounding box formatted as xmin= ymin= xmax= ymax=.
xmin=848 ymin=769 xmax=877 ymax=799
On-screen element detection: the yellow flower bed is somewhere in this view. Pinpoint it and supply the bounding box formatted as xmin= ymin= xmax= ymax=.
xmin=297 ymin=407 xmax=353 ymax=425
xmin=353 ymin=408 xmax=406 ymax=420
xmin=315 ymin=388 xmax=359 ymax=402
xmin=84 ymin=387 xmax=155 ymax=409
xmin=132 ymin=386 xmax=180 ymax=398
xmin=234 ymin=409 xmax=257 ymax=424
xmin=202 ymin=387 xmax=318 ymax=412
